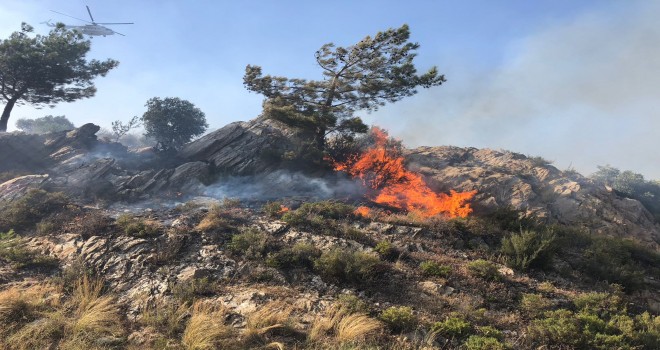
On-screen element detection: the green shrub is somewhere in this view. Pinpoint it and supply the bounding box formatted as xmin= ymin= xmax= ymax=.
xmin=431 ymin=316 xmax=472 ymax=339
xmin=467 ymin=260 xmax=501 ymax=281
xmin=464 ymin=335 xmax=505 ymax=350
xmin=337 ymin=294 xmax=370 ymax=314
xmin=520 ymin=293 xmax=554 ymax=318
xmin=0 ymin=189 xmax=72 ymax=232
xmin=579 ymin=236 xmax=658 ymax=292
xmin=265 ymin=242 xmax=320 ymax=269
xmin=500 ymin=229 xmax=556 ymax=271
xmin=281 ymin=201 xmax=355 ymax=229
xmin=477 ymin=326 xmax=503 ymax=340
xmin=115 ymin=214 xmax=161 ymax=237
xmin=374 ymin=240 xmax=396 ymax=259
xmin=314 ymin=247 xmax=381 ymax=284
xmin=227 ymin=227 xmax=270 ymax=259
xmin=379 ymin=306 xmax=416 ymax=333
xmin=419 ymin=260 xmax=451 ymax=277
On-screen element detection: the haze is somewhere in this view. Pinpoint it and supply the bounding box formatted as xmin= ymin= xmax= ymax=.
xmin=1 ymin=0 xmax=658 ymax=178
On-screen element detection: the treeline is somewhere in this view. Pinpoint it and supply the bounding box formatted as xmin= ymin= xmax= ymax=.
xmin=591 ymin=165 xmax=660 ymax=222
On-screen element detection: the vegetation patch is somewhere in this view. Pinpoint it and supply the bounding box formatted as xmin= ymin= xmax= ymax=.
xmin=467 ymin=260 xmax=502 ymax=281
xmin=501 ymin=228 xmax=556 ymax=271
xmin=314 ymin=247 xmax=382 ymax=285
xmin=115 ymin=213 xmax=161 ymax=238
xmin=379 ymin=306 xmax=416 ymax=333
xmin=419 ymin=260 xmax=451 ymax=277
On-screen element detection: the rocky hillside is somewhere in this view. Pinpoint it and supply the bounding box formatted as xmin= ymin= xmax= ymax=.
xmin=0 ymin=121 xmax=658 ymax=349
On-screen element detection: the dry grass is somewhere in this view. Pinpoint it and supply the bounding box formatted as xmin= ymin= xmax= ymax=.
xmin=0 ymin=277 xmax=124 ymax=349
xmin=182 ymin=300 xmax=232 ymax=350
xmin=141 ymin=297 xmax=190 ymax=337
xmin=309 ymin=304 xmax=383 ymax=345
xmin=243 ymin=300 xmax=295 ymax=346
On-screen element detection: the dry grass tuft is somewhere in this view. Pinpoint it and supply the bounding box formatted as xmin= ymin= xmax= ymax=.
xmin=182 ymin=300 xmax=232 ymax=350
xmin=309 ymin=303 xmax=382 ymax=345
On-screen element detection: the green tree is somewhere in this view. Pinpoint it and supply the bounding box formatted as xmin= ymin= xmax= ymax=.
xmin=141 ymin=97 xmax=208 ymax=151
xmin=0 ymin=23 xmax=118 ymax=132
xmin=15 ymin=115 xmax=74 ymax=134
xmin=243 ymin=24 xmax=445 ymax=160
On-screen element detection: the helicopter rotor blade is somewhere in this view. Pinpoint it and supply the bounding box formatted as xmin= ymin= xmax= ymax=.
xmin=96 ymin=22 xmax=134 ymax=25
xmin=50 ymin=10 xmax=93 ymax=24
xmin=86 ymin=6 xmax=95 ymax=23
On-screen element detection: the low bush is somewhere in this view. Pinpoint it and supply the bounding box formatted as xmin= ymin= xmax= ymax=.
xmin=467 ymin=260 xmax=502 ymax=281
xmin=195 ymin=200 xmax=248 ymax=232
xmin=464 ymin=335 xmax=505 ymax=350
xmin=266 ymin=242 xmax=321 ymax=269
xmin=379 ymin=306 xmax=416 ymax=333
xmin=500 ymin=228 xmax=556 ymax=271
xmin=0 ymin=189 xmax=73 ymax=233
xmin=262 ymin=201 xmax=289 ymax=219
xmin=431 ymin=316 xmax=472 ymax=340
xmin=227 ymin=227 xmax=271 ymax=259
xmin=115 ymin=214 xmax=161 ymax=238
xmin=314 ymin=247 xmax=382 ymax=284
xmin=419 ymin=260 xmax=451 ymax=278
xmin=520 ymin=293 xmax=553 ymax=318
xmin=281 ymin=201 xmax=355 ymax=229
xmin=374 ymin=240 xmax=396 ymax=260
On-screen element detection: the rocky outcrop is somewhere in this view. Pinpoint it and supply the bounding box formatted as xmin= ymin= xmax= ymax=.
xmin=405 ymin=146 xmax=660 ymax=246
xmin=179 ymin=118 xmax=303 ymax=175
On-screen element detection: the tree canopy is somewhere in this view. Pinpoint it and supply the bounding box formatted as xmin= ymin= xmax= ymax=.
xmin=15 ymin=115 xmax=74 ymax=134
xmin=141 ymin=97 xmax=208 ymax=151
xmin=243 ymin=24 xmax=445 ymax=160
xmin=0 ymin=23 xmax=118 ymax=131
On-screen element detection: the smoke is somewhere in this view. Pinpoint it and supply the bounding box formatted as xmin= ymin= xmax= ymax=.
xmin=202 ymin=170 xmax=365 ymax=203
xmin=372 ymin=1 xmax=660 ymax=179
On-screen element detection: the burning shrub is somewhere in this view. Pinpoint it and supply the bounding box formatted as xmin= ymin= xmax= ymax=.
xmin=262 ymin=201 xmax=289 ymax=219
xmin=379 ymin=306 xmax=416 ymax=333
xmin=314 ymin=247 xmax=382 ymax=285
xmin=331 ymin=127 xmax=476 ymax=219
xmin=500 ymin=229 xmax=556 ymax=271
xmin=115 ymin=214 xmax=161 ymax=238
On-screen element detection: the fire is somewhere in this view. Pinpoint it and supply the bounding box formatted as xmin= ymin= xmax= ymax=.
xmin=332 ymin=127 xmax=476 ymax=218
xmin=279 ymin=205 xmax=290 ymax=214
xmin=354 ymin=206 xmax=371 ymax=217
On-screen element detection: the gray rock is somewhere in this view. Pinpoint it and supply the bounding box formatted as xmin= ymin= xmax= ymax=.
xmin=179 ymin=118 xmax=303 ymax=175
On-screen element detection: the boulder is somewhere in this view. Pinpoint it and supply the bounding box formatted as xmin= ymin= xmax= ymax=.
xmin=405 ymin=146 xmax=660 ymax=247
xmin=179 ymin=118 xmax=302 ymax=175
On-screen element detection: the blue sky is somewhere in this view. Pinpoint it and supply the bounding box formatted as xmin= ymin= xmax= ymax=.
xmin=1 ymin=0 xmax=658 ymax=178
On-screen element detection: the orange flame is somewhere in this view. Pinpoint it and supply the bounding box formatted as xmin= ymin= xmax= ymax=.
xmin=333 ymin=127 xmax=476 ymax=218
xmin=279 ymin=205 xmax=290 ymax=214
xmin=354 ymin=206 xmax=371 ymax=217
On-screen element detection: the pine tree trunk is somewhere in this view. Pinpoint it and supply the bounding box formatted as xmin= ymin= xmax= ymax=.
xmin=0 ymin=99 xmax=17 ymax=132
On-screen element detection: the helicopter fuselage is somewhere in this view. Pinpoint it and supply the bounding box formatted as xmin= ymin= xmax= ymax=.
xmin=63 ymin=24 xmax=115 ymax=37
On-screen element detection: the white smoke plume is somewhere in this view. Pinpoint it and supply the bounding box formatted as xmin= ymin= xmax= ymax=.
xmin=371 ymin=1 xmax=660 ymax=179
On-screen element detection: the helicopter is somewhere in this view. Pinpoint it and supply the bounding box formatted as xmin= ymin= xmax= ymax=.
xmin=45 ymin=5 xmax=133 ymax=37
